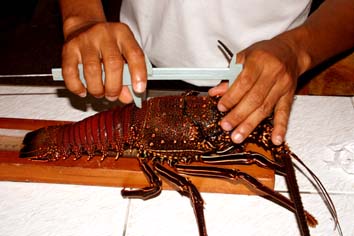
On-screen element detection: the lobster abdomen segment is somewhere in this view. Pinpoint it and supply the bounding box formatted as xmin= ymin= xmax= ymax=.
xmin=19 ymin=103 xmax=146 ymax=160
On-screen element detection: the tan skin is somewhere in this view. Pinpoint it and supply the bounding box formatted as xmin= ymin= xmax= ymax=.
xmin=60 ymin=0 xmax=354 ymax=145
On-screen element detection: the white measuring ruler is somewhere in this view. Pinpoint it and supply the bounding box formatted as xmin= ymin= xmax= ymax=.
xmin=50 ymin=55 xmax=242 ymax=108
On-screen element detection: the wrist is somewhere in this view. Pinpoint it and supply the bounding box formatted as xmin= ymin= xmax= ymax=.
xmin=59 ymin=0 xmax=106 ymax=41
xmin=275 ymin=26 xmax=313 ymax=75
xmin=62 ymin=16 xmax=105 ymax=41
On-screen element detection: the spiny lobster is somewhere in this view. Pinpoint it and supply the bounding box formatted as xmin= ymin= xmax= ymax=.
xmin=19 ymin=92 xmax=341 ymax=236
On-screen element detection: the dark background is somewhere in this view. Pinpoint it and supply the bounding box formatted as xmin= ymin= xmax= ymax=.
xmin=0 ymin=0 xmax=121 ymax=77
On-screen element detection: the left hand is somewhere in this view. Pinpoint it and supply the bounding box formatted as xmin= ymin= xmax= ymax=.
xmin=209 ymin=37 xmax=303 ymax=145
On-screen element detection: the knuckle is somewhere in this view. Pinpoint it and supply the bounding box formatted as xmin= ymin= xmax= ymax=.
xmin=280 ymin=74 xmax=295 ymax=88
xmin=250 ymin=49 xmax=271 ymax=62
xmin=62 ymin=44 xmax=78 ymax=59
xmin=219 ymin=95 xmax=236 ymax=111
xmin=84 ymin=61 xmax=102 ymax=74
xmin=240 ymin=122 xmax=255 ymax=136
xmin=253 ymin=49 xmax=267 ymax=57
xmin=116 ymin=22 xmax=130 ymax=32
xmin=275 ymin=108 xmax=289 ymax=122
xmin=247 ymin=93 xmax=264 ymax=107
xmin=127 ymin=46 xmax=144 ymax=59
xmin=62 ymin=43 xmax=71 ymax=54
xmin=104 ymin=55 xmax=124 ymax=68
xmin=257 ymin=101 xmax=273 ymax=117
xmin=62 ymin=64 xmax=77 ymax=78
xmin=238 ymin=73 xmax=254 ymax=87
xmin=274 ymin=64 xmax=288 ymax=77
xmin=252 ymin=50 xmax=285 ymax=72
xmin=226 ymin=111 xmax=244 ymax=127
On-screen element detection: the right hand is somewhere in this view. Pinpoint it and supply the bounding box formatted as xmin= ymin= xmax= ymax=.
xmin=61 ymin=22 xmax=147 ymax=103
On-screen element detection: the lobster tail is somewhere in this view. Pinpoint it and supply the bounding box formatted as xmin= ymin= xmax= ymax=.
xmin=19 ymin=102 xmax=147 ymax=161
xmin=21 ymin=129 xmax=40 ymax=153
xmin=20 ymin=129 xmax=40 ymax=158
xmin=20 ymin=126 xmax=62 ymax=160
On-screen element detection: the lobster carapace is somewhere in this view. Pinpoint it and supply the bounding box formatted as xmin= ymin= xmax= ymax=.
xmin=19 ymin=92 xmax=341 ymax=236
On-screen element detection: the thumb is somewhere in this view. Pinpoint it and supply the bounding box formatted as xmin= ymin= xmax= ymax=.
xmin=208 ymin=81 xmax=229 ymax=96
xmin=236 ymin=51 xmax=246 ymax=64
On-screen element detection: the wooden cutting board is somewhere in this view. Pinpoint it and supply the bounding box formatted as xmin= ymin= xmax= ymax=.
xmin=0 ymin=117 xmax=275 ymax=194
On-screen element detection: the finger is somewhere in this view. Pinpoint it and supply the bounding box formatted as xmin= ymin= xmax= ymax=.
xmin=210 ymin=51 xmax=245 ymax=99
xmin=219 ymin=67 xmax=276 ymax=132
xmin=61 ymin=43 xmax=87 ymax=97
xmin=116 ymin=24 xmax=147 ymax=94
xmin=81 ymin=44 xmax=105 ymax=98
xmin=118 ymin=86 xmax=133 ymax=104
xmin=208 ymin=82 xmax=228 ymax=96
xmin=217 ymin=58 xmax=262 ymax=112
xmin=208 ymin=50 xmax=246 ymax=97
xmin=228 ymin=79 xmax=285 ymax=143
xmin=272 ymin=92 xmax=294 ymax=145
xmin=101 ymin=40 xmax=125 ymax=101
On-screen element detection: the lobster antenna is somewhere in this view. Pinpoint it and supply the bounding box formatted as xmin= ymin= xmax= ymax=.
xmin=291 ymin=153 xmax=343 ymax=236
xmin=218 ymin=40 xmax=234 ymax=60
xmin=283 ymin=154 xmax=310 ymax=236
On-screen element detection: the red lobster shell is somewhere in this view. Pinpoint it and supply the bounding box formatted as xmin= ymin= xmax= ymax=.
xmin=19 ymin=92 xmax=341 ymax=236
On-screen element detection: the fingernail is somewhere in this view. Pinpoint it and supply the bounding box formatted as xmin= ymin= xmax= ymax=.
xmin=218 ymin=103 xmax=227 ymax=112
xmin=135 ymin=82 xmax=146 ymax=93
xmin=232 ymin=133 xmax=244 ymax=143
xmin=78 ymin=91 xmax=87 ymax=98
xmin=273 ymin=135 xmax=283 ymax=145
xmin=221 ymin=121 xmax=233 ymax=131
xmin=208 ymin=87 xmax=216 ymax=95
xmin=105 ymin=96 xmax=118 ymax=102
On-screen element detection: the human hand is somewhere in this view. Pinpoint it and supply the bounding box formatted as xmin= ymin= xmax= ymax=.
xmin=61 ymin=22 xmax=147 ymax=103
xmin=209 ymin=37 xmax=307 ymax=145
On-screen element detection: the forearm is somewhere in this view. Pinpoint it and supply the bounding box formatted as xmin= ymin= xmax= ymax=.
xmin=59 ymin=0 xmax=107 ymax=40
xmin=276 ymin=0 xmax=354 ymax=74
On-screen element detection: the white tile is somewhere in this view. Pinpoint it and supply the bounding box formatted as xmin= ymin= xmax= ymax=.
xmin=276 ymin=96 xmax=354 ymax=193
xmin=125 ymin=190 xmax=353 ymax=236
xmin=0 ymin=182 xmax=129 ymax=236
xmin=125 ymin=191 xmax=199 ymax=236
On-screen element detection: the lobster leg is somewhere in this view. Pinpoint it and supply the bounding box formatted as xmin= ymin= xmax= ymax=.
xmin=121 ymin=159 xmax=162 ymax=200
xmin=202 ymin=152 xmax=286 ymax=175
xmin=154 ymin=162 xmax=207 ymax=236
xmin=175 ymin=164 xmax=317 ymax=230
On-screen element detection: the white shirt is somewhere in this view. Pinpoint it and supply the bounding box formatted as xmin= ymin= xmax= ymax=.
xmin=120 ymin=0 xmax=312 ymax=86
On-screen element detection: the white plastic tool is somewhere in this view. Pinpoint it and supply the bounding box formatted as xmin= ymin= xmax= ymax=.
xmin=52 ymin=55 xmax=242 ymax=108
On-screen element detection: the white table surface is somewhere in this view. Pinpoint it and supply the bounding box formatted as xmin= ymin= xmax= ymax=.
xmin=0 ymin=85 xmax=353 ymax=236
